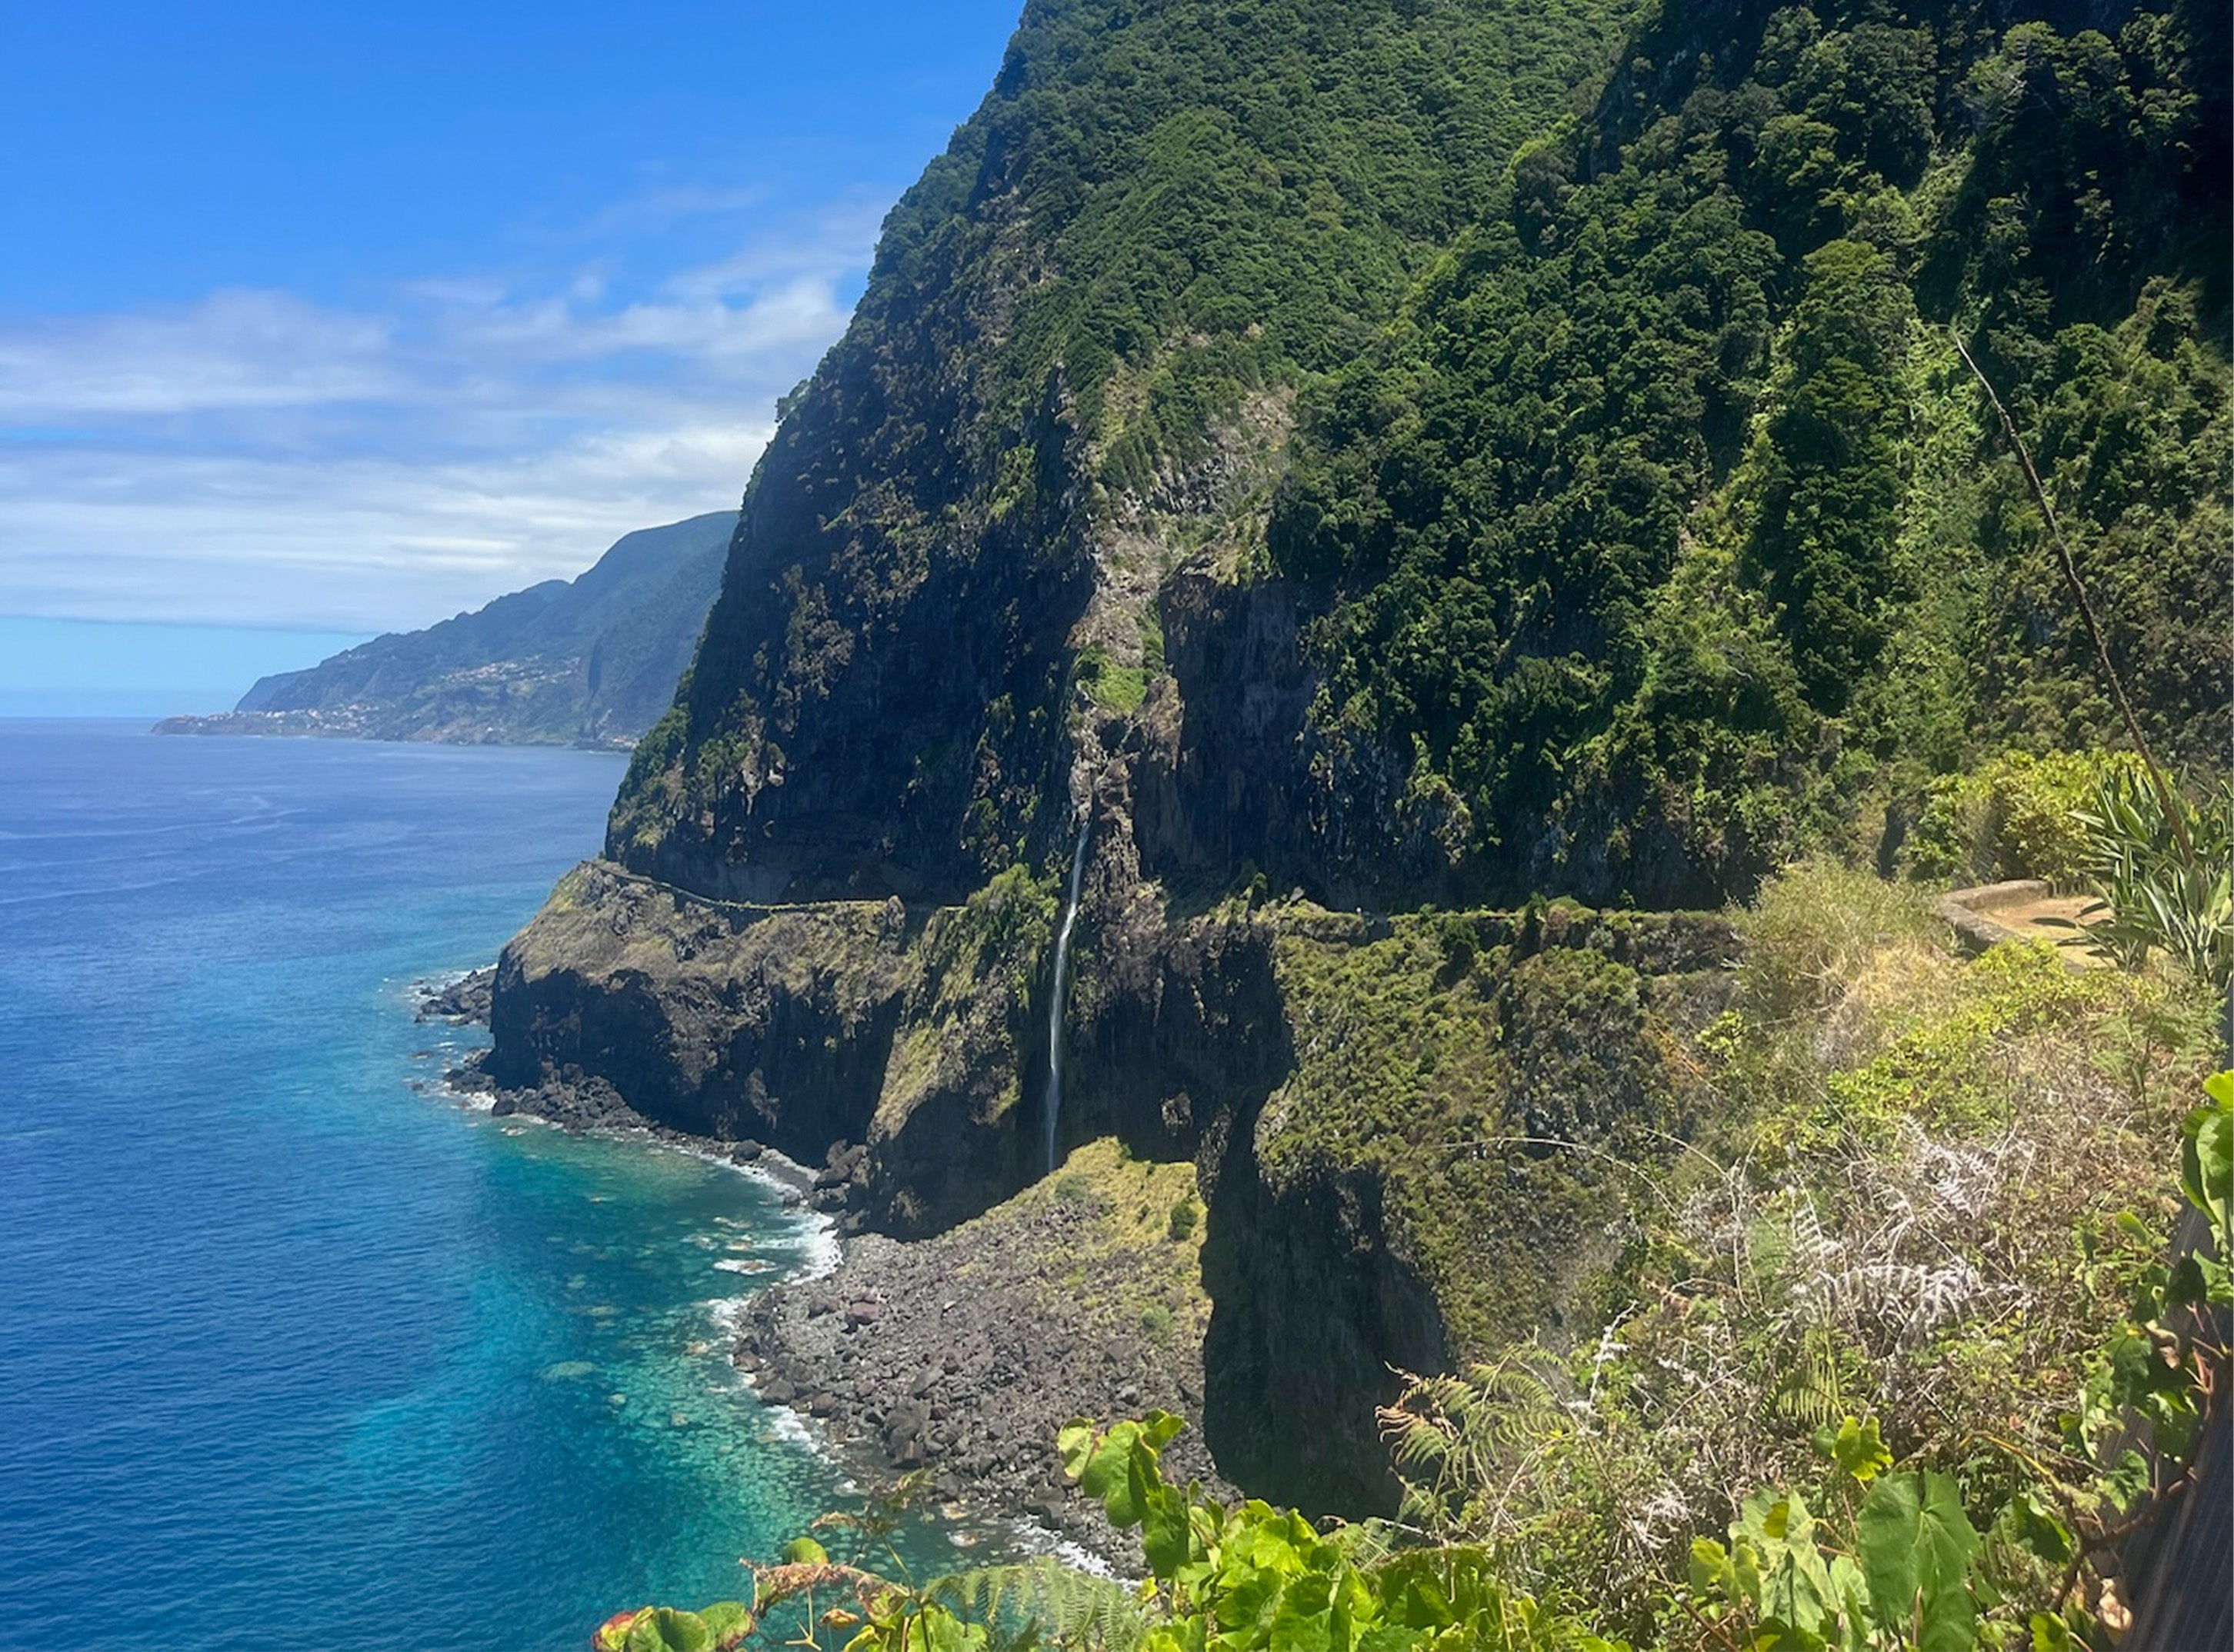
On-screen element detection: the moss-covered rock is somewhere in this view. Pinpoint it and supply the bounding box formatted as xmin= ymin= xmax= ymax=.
xmin=1196 ymin=904 xmax=1737 ymax=1514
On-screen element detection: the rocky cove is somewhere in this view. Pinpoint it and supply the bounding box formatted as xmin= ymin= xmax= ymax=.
xmin=448 ymin=825 xmax=1740 ymax=1550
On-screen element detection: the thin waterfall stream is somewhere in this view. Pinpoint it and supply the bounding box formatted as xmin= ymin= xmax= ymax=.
xmin=1043 ymin=808 xmax=1092 ymax=1172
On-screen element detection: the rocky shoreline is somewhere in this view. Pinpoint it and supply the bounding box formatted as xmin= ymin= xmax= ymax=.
xmin=415 ymin=966 xmax=496 ymax=1025
xmin=727 ymin=1145 xmax=1231 ymax=1559
xmin=421 ymin=977 xmax=1215 ymax=1561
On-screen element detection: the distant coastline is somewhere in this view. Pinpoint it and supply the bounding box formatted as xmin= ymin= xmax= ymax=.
xmin=153 ymin=708 xmax=639 ymax=751
xmin=150 ymin=510 xmax=733 ymax=751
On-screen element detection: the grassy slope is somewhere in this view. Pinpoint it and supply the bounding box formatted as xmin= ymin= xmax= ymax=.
xmin=1375 ymin=861 xmax=2225 ymax=1646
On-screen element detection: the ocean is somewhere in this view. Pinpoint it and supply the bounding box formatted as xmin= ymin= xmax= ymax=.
xmin=0 ymin=721 xmax=938 ymax=1650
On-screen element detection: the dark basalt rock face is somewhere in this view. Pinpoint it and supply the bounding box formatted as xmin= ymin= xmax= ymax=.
xmin=415 ymin=967 xmax=495 ymax=1025
xmin=483 ymin=862 xmax=1044 ymax=1237
xmin=1135 ymin=568 xmax=1483 ymax=911
xmin=608 ymin=349 xmax=1099 ymax=909
xmin=1198 ymin=1151 xmax=1449 ymax=1515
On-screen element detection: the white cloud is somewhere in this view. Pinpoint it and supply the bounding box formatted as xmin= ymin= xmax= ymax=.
xmin=0 ymin=196 xmax=882 ymax=631
xmin=0 ymin=291 xmax=400 ymax=417
xmin=0 ymin=418 xmax=779 ymax=630
xmin=580 ymin=184 xmax=771 ymax=238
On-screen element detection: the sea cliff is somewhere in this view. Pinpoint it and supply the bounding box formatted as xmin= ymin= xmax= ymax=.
xmin=478 ymin=0 xmax=2229 ymax=1543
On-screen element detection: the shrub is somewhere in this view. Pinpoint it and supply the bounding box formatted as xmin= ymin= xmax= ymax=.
xmin=1165 ymin=1196 xmax=1198 ymax=1242
xmin=1904 ymin=751 xmax=2133 ymax=886
xmin=1738 ymin=860 xmax=1941 ymax=1025
xmin=2046 ymin=764 xmax=2232 ymax=991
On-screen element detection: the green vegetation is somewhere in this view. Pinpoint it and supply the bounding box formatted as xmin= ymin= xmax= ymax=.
xmin=605 ymin=794 xmax=2228 ymax=1650
xmin=1373 ymin=858 xmax=2225 ymax=1647
xmin=571 ymin=1 xmax=2229 ymax=1643
xmin=595 ymin=1603 xmax=754 ymax=1652
xmin=615 ymin=0 xmax=1664 ymax=896
xmin=1076 ymin=647 xmax=1149 ymax=714
xmin=609 ymin=0 xmax=2224 ymax=915
xmin=619 ymin=1052 xmax=2225 ymax=1647
xmin=885 ymin=0 xmax=1652 ymax=485
xmin=1259 ymin=906 xmax=1712 ymax=1351
xmin=957 ymin=1137 xmax=1212 ymax=1344
xmin=2044 ymin=763 xmax=2232 ymax=991
xmin=1902 ymin=751 xmax=2136 ymax=885
xmin=1267 ymin=0 xmax=2229 ymax=901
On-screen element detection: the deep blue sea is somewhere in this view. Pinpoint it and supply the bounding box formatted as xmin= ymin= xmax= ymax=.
xmin=0 ymin=722 xmax=931 ymax=1650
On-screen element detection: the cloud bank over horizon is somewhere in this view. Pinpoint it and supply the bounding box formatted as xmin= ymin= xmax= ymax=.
xmin=0 ymin=192 xmax=884 ymax=634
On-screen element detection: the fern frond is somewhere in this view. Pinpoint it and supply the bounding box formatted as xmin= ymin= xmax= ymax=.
xmin=924 ymin=1557 xmax=1149 ymax=1651
xmin=1380 ymin=1351 xmax=1572 ymax=1541
xmin=1768 ymin=1326 xmax=1842 ymax=1427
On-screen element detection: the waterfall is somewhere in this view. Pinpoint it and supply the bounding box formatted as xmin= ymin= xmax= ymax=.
xmin=1043 ymin=808 xmax=1092 ymax=1173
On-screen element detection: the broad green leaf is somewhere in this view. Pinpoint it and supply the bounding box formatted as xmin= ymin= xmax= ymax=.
xmin=1139 ymin=1410 xmax=1186 ymax=1450
xmin=1732 ymin=1539 xmax=1766 ymax=1616
xmin=919 ymin=1605 xmax=989 ymax=1652
xmin=1377 ymin=1550 xmax=1465 ymax=1631
xmin=1058 ymin=1420 xmax=1097 ymax=1482
xmin=1757 ymin=1513 xmax=1835 ymax=1633
xmin=1736 ymin=1486 xmax=1835 ymax=1634
xmin=1069 ymin=1415 xmax=1185 ymax=1527
xmin=1757 ymin=1624 xmax=1828 ymax=1652
xmin=1996 ymin=1490 xmax=2073 ymax=1567
xmin=1212 ymin=1555 xmax=1283 ymax=1638
xmin=782 ymin=1537 xmax=829 ymax=1566
xmin=1831 ymin=1417 xmax=1892 ymax=1484
xmin=695 ymin=1601 xmax=755 ymax=1647
xmin=1827 ymin=1555 xmax=1871 ymax=1652
xmin=2181 ymin=1074 xmax=2232 ymax=1234
xmin=1141 ymin=1480 xmax=1195 ymax=1579
xmin=595 ymin=1610 xmax=645 ymax=1652
xmin=1738 ymin=1487 xmax=1814 ymax=1550
xmin=625 ymin=1607 xmax=715 ymax=1652
xmin=1689 ymin=1537 xmax=1738 ymax=1604
xmin=1855 ymin=1471 xmax=1982 ymax=1652
xmin=1269 ymin=1593 xmax=1335 ymax=1652
xmin=1101 ymin=1430 xmax=1152 ymax=1525
xmin=2099 ymin=1448 xmax=2152 ymax=1513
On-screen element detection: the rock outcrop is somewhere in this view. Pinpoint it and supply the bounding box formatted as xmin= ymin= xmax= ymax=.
xmin=483 ymin=836 xmax=1737 ymax=1517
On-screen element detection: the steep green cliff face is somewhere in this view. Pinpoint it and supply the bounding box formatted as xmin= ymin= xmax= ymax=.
xmin=604 ymin=0 xmax=1650 ymax=903
xmin=1221 ymin=0 xmax=2229 ymax=906
xmin=495 ymin=0 xmax=2229 ymax=1517
xmin=606 ymin=0 xmax=2228 ymax=911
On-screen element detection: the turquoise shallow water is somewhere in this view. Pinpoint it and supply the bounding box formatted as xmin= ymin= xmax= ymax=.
xmin=0 ymin=722 xmax=927 ymax=1650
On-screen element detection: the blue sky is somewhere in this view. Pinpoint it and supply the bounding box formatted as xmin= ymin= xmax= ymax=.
xmin=0 ymin=0 xmax=1021 ymax=711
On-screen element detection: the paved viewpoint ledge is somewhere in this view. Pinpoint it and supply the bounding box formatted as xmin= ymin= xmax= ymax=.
xmin=1936 ymin=878 xmax=2102 ymax=965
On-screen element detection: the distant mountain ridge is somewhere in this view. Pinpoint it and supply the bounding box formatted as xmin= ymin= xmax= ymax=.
xmin=157 ymin=511 xmax=736 ymax=748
